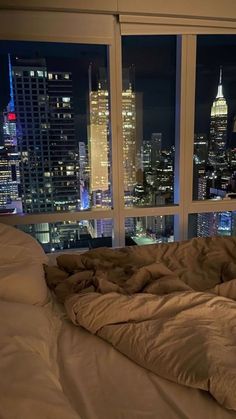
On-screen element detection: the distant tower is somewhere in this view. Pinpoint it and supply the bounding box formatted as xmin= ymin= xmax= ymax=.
xmin=194 ymin=134 xmax=208 ymax=165
xmin=122 ymin=68 xmax=138 ymax=194
xmin=208 ymin=67 xmax=228 ymax=168
xmin=151 ymin=133 xmax=162 ymax=166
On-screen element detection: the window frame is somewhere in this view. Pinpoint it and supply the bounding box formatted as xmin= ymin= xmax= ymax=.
xmin=1 ymin=9 xmax=236 ymax=247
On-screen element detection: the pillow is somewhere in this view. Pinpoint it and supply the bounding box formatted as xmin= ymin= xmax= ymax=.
xmin=0 ymin=261 xmax=49 ymax=305
xmin=0 ymin=223 xmax=49 ymax=305
xmin=0 ymin=223 xmax=48 ymax=265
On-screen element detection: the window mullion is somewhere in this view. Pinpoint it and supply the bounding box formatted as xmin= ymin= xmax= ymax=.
xmin=109 ymin=20 xmax=125 ymax=247
xmin=177 ymin=34 xmax=197 ymax=240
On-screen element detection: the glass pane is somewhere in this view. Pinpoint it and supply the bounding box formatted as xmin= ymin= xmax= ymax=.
xmin=125 ymin=215 xmax=174 ymax=245
xmin=0 ymin=41 xmax=111 ymax=214
xmin=188 ymin=211 xmax=236 ymax=238
xmin=122 ymin=36 xmax=177 ymax=207
xmin=18 ymin=219 xmax=113 ymax=252
xmin=194 ymin=35 xmax=236 ymax=201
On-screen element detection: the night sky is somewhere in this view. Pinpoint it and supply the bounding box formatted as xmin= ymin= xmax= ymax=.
xmin=0 ymin=41 xmax=107 ymax=142
xmin=1 ymin=35 xmax=236 ymax=148
xmin=195 ymin=35 xmax=236 ymax=148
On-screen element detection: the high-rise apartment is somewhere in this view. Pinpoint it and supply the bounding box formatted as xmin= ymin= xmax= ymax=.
xmin=11 ymin=57 xmax=79 ymax=214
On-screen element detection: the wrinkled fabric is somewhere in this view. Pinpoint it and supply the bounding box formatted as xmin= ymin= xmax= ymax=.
xmin=65 ymin=289 xmax=236 ymax=411
xmin=46 ymin=236 xmax=236 ymax=410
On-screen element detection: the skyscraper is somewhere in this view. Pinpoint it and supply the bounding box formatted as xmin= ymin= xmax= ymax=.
xmin=11 ymin=57 xmax=79 ymax=213
xmin=0 ymin=55 xmax=21 ymax=212
xmin=208 ymin=67 xmax=228 ymax=168
xmin=151 ymin=132 xmax=162 ymax=166
xmin=122 ymin=72 xmax=138 ymax=194
xmin=87 ymin=66 xmax=142 ymax=207
xmin=194 ymin=134 xmax=208 ymax=165
xmin=88 ymin=65 xmax=110 ymax=207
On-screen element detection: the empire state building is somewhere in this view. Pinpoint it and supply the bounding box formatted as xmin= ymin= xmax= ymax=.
xmin=208 ymin=67 xmax=228 ymax=168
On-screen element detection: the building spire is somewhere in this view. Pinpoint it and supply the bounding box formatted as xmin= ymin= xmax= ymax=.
xmin=216 ymin=66 xmax=223 ymax=99
xmin=8 ymin=54 xmax=15 ymax=112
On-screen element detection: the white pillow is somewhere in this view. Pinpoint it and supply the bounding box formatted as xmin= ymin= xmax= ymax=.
xmin=0 ymin=223 xmax=48 ymax=265
xmin=0 ymin=223 xmax=49 ymax=305
xmin=0 ymin=261 xmax=49 ymax=305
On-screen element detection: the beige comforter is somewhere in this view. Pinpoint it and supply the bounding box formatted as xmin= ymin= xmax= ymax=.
xmin=45 ymin=236 xmax=236 ymax=410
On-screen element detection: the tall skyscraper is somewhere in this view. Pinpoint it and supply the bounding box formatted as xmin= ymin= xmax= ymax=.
xmin=87 ymin=66 xmax=142 ymax=207
xmin=208 ymin=67 xmax=228 ymax=168
xmin=122 ymin=71 xmax=138 ymax=194
xmin=11 ymin=57 xmax=80 ymax=213
xmin=88 ymin=65 xmax=110 ymax=206
xmin=0 ymin=55 xmax=21 ymax=212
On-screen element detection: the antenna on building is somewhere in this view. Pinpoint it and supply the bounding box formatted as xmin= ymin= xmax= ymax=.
xmin=216 ymin=66 xmax=223 ymax=98
xmin=219 ymin=65 xmax=222 ymax=85
xmin=8 ymin=54 xmax=15 ymax=112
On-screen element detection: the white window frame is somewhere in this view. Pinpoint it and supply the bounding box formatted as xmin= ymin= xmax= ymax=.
xmin=1 ymin=8 xmax=236 ymax=247
xmin=0 ymin=10 xmax=123 ymax=246
xmin=120 ymin=15 xmax=236 ymax=242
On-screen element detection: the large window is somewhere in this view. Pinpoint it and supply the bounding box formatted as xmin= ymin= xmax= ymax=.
xmin=0 ymin=41 xmax=111 ymax=215
xmin=1 ymin=10 xmax=236 ymax=250
xmin=122 ymin=36 xmax=177 ymax=208
xmin=193 ymin=35 xmax=236 ymax=202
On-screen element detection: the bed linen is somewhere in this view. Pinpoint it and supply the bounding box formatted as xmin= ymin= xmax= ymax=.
xmin=45 ymin=236 xmax=236 ymax=412
xmin=58 ymin=319 xmax=236 ymax=419
xmin=1 ymin=296 xmax=236 ymax=419
xmin=2 ymin=232 xmax=236 ymax=418
xmin=0 ymin=299 xmax=80 ymax=419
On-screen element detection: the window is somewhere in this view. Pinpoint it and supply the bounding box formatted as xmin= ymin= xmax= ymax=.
xmin=1 ymin=10 xmax=236 ymax=251
xmin=189 ymin=211 xmax=236 ymax=238
xmin=194 ymin=35 xmax=236 ymax=202
xmin=0 ymin=40 xmax=111 ymax=217
xmin=18 ymin=219 xmax=113 ymax=252
xmin=37 ymin=70 xmax=44 ymax=77
xmin=122 ymin=36 xmax=177 ymax=208
xmin=125 ymin=216 xmax=174 ymax=245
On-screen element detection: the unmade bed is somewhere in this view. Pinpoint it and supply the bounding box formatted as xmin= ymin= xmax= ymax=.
xmin=1 ymin=223 xmax=236 ymax=419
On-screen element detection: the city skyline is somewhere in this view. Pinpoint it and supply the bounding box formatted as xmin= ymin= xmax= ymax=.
xmin=1 ymin=37 xmax=236 ymax=249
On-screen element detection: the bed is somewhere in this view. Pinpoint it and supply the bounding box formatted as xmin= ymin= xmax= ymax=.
xmin=1 ymin=223 xmax=236 ymax=419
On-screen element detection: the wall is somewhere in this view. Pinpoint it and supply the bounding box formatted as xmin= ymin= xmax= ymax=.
xmin=1 ymin=0 xmax=236 ymax=22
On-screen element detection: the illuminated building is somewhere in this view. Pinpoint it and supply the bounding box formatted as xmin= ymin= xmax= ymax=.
xmin=0 ymin=55 xmax=21 ymax=212
xmin=122 ymin=79 xmax=137 ymax=194
xmin=208 ymin=67 xmax=228 ymax=168
xmin=194 ymin=134 xmax=208 ymax=165
xmin=151 ymin=133 xmax=162 ymax=166
xmin=88 ymin=66 xmax=110 ymax=206
xmin=88 ymin=66 xmax=142 ymax=208
xmin=142 ymin=140 xmax=152 ymax=172
xmin=79 ymin=142 xmax=89 ymax=210
xmin=11 ymin=57 xmax=79 ymax=213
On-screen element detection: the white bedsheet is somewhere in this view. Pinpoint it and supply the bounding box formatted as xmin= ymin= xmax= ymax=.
xmin=1 ymin=297 xmax=236 ymax=419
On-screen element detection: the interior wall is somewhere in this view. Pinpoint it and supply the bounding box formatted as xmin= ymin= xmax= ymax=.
xmin=1 ymin=0 xmax=236 ymax=21
xmin=118 ymin=0 xmax=236 ymax=21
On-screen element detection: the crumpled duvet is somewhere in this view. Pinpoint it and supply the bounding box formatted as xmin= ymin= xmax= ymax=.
xmin=65 ymin=290 xmax=236 ymax=411
xmin=45 ymin=236 xmax=236 ymax=411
